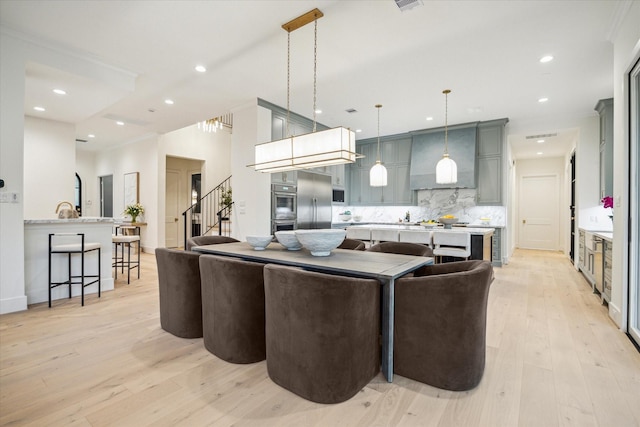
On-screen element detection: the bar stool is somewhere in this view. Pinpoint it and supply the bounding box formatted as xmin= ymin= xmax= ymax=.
xmin=112 ymin=234 xmax=140 ymax=284
xmin=432 ymin=231 xmax=471 ymax=263
xmin=48 ymin=233 xmax=101 ymax=307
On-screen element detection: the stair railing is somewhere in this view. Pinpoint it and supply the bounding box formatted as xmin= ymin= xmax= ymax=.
xmin=182 ymin=176 xmax=232 ymax=248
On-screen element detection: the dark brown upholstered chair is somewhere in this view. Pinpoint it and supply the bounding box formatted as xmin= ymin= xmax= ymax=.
xmin=394 ymin=260 xmax=493 ymax=391
xmin=263 ymin=264 xmax=380 ymax=404
xmin=337 ymin=238 xmax=366 ymax=251
xmin=199 ymin=255 xmax=266 ymax=363
xmin=155 ymin=248 xmax=203 ymax=338
xmin=186 ymin=235 xmax=239 ymax=251
xmin=367 ymin=241 xmax=433 ymax=257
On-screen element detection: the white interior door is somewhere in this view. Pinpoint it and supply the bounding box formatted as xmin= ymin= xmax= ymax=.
xmin=519 ymin=174 xmax=559 ymax=250
xmin=629 ymin=57 xmax=640 ymax=346
xmin=165 ymin=170 xmax=180 ymax=248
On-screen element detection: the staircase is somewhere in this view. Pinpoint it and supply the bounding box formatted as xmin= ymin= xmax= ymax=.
xmin=182 ymin=176 xmax=233 ymax=248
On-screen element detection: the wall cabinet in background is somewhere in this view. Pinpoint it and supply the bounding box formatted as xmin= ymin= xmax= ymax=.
xmin=347 ymin=136 xmax=414 ymax=205
xmin=595 ymin=98 xmax=613 ymax=200
xmin=476 ymin=119 xmax=507 ymax=205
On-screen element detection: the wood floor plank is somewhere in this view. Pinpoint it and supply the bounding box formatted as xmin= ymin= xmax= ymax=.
xmin=1 ymin=250 xmax=638 ymax=426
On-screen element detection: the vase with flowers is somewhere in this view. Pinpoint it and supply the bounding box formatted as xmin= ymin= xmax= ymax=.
xmin=124 ymin=202 xmax=144 ymax=223
xmin=601 ymin=195 xmax=613 ymax=221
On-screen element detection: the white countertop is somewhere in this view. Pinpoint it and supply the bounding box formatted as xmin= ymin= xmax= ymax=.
xmin=593 ymin=231 xmax=613 ymax=241
xmin=346 ymin=224 xmax=494 ymax=236
xmin=25 ymin=217 xmax=114 ymax=224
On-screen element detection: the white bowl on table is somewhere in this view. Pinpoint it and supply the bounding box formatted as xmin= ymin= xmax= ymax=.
xmin=246 ymin=235 xmax=273 ymax=251
xmin=353 ymin=215 xmax=362 ymax=222
xmin=294 ymin=229 xmax=346 ymax=256
xmin=275 ymin=230 xmax=303 ymax=251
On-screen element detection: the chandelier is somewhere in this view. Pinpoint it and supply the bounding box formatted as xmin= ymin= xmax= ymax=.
xmin=251 ymin=9 xmax=356 ymax=173
xmin=435 ymin=89 xmax=457 ymax=184
xmin=197 ymin=113 xmax=233 ymax=133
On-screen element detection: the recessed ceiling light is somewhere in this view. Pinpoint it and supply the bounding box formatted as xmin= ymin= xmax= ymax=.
xmin=540 ymin=55 xmax=554 ymax=63
xmin=116 ymin=121 xmax=124 ymax=126
xmin=53 ymin=89 xmax=66 ymax=95
xmin=426 ymin=116 xmax=433 ymax=121
xmin=164 ymin=99 xmax=174 ymax=105
xmin=537 ymin=152 xmax=544 ymax=155
xmin=33 ymin=106 xmax=45 ymax=111
xmin=88 ymin=134 xmax=95 ymax=138
xmin=315 ymin=109 xmax=322 ymax=114
xmin=537 ymin=139 xmax=545 ymax=143
xmin=538 ymin=97 xmax=548 ymax=103
xmin=355 ymin=129 xmax=362 ymax=133
xmin=195 ymin=65 xmax=206 ymax=73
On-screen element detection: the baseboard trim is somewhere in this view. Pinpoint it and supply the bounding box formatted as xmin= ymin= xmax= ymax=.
xmin=609 ymin=301 xmax=622 ymax=328
xmin=0 ymin=295 xmax=28 ymax=314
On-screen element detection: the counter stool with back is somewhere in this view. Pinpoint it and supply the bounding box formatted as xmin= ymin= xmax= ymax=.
xmin=48 ymin=233 xmax=101 ymax=307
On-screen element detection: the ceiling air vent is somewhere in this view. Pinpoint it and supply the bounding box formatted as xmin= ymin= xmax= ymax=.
xmin=75 ymin=138 xmax=88 ymax=143
xmin=525 ymin=133 xmax=557 ymax=139
xmin=394 ymin=0 xmax=423 ymax=12
xmin=345 ymin=108 xmax=357 ymax=113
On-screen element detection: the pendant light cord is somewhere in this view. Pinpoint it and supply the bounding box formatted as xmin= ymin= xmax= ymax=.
xmin=443 ymin=89 xmax=450 ymax=155
xmin=376 ymin=105 xmax=382 ymax=162
xmin=312 ymin=18 xmax=318 ymax=133
xmin=286 ymin=32 xmax=291 ymax=138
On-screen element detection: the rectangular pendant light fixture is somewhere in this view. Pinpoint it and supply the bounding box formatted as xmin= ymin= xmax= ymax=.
xmin=252 ymin=126 xmax=356 ymax=172
xmin=250 ymin=8 xmax=358 ymax=173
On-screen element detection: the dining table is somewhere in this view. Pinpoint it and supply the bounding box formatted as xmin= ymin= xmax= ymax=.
xmin=193 ymin=241 xmax=434 ymax=382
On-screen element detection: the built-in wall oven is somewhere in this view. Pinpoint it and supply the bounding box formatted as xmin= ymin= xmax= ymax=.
xmin=271 ymin=184 xmax=297 ymax=234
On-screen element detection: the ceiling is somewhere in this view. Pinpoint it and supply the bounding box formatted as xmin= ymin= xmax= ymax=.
xmin=0 ymin=0 xmax=624 ymax=159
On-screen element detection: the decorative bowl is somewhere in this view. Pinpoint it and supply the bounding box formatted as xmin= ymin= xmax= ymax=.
xmin=438 ymin=217 xmax=458 ymax=229
xmin=274 ymin=230 xmax=303 ymax=251
xmin=246 ymin=235 xmax=273 ymax=251
xmin=294 ymin=229 xmax=346 ymax=256
xmin=338 ymin=214 xmax=352 ymax=222
xmin=353 ymin=215 xmax=362 ymax=222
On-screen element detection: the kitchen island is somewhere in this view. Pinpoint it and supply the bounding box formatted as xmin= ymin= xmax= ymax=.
xmin=345 ymin=224 xmax=494 ymax=262
xmin=24 ymin=218 xmax=114 ymax=305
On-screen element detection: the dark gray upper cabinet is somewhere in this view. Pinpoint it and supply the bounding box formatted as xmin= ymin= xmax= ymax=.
xmin=595 ymin=98 xmax=613 ymax=200
xmin=409 ymin=123 xmax=478 ymax=189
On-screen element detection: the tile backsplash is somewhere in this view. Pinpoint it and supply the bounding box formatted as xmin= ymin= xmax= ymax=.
xmin=333 ymin=188 xmax=505 ymax=226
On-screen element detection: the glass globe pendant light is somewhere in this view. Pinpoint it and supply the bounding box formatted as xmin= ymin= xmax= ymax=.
xmin=370 ymin=104 xmax=388 ymax=187
xmin=436 ymin=89 xmax=457 ymax=184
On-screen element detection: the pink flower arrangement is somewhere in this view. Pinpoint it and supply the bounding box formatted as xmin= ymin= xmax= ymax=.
xmin=601 ymin=196 xmax=613 ymax=209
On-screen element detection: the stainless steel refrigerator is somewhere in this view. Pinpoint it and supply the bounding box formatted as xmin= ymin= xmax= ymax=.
xmin=296 ymin=171 xmax=332 ymax=229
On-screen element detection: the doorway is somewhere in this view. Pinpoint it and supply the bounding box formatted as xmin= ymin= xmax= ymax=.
xmin=100 ymin=175 xmax=113 ymax=217
xmin=518 ymin=174 xmax=560 ymax=250
xmin=628 ymin=56 xmax=640 ymax=347
xmin=165 ymin=169 xmax=180 ymax=248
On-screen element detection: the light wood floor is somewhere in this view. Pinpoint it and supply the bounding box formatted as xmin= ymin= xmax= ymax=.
xmin=1 ymin=249 xmax=639 ymax=427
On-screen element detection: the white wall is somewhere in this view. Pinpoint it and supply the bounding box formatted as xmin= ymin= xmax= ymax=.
xmin=611 ymin=0 xmax=640 ymax=328
xmin=23 ymin=116 xmax=76 ymax=219
xmin=515 ymin=157 xmax=567 ymax=251
xmin=95 ymin=135 xmax=159 ymax=251
xmin=230 ymin=102 xmax=272 ymax=241
xmin=0 ymin=30 xmax=27 ymax=314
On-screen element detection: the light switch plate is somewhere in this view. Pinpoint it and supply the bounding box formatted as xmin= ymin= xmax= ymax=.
xmin=0 ymin=192 xmax=19 ymax=203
